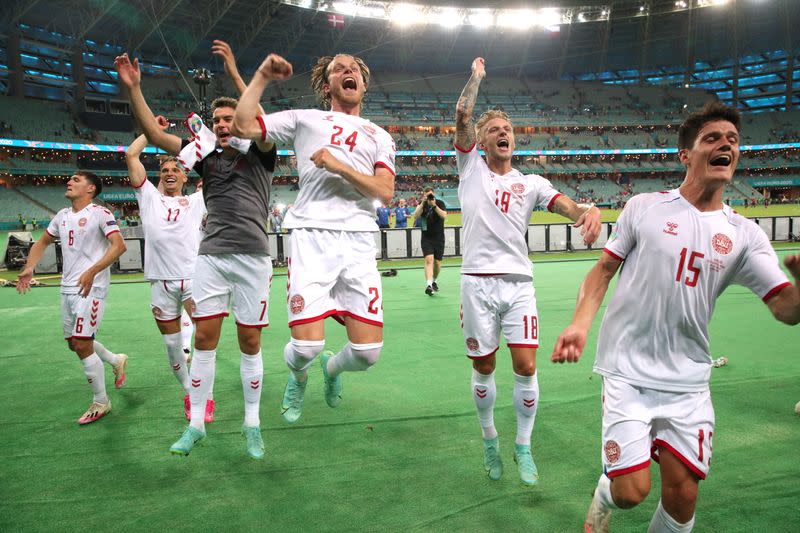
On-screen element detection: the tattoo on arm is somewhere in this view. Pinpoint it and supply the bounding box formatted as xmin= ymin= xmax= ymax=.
xmin=455 ymin=75 xmax=482 ymax=148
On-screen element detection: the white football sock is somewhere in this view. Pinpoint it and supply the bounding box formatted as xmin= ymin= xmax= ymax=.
xmin=283 ymin=338 xmax=325 ymax=382
xmin=513 ymin=372 xmax=539 ymax=446
xmin=241 ymin=351 xmax=263 ymax=427
xmin=648 ymin=500 xmax=695 ymax=533
xmin=327 ymin=342 xmax=382 ymax=377
xmin=93 ymin=341 xmax=121 ymax=366
xmin=471 ymin=369 xmax=498 ymax=440
xmin=163 ymin=332 xmax=189 ymax=393
xmin=189 ymin=349 xmax=215 ymax=431
xmin=81 ymin=353 xmax=108 ymax=404
xmin=595 ymin=473 xmax=619 ymax=510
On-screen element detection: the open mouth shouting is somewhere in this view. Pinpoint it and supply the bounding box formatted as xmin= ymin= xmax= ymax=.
xmin=709 ymin=153 xmax=732 ymax=168
xmin=496 ymin=138 xmax=510 ymax=152
xmin=342 ymin=76 xmax=358 ymax=92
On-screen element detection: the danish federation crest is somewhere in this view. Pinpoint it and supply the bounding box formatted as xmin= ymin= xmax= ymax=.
xmin=78 ymin=217 xmax=87 ymax=227
xmin=188 ymin=115 xmax=204 ymax=136
xmin=711 ymin=233 xmax=733 ymax=255
xmin=289 ymin=294 xmax=305 ymax=314
xmin=604 ymin=440 xmax=621 ymax=464
xmin=511 ymin=183 xmax=525 ymax=195
xmin=178 ymin=198 xmax=189 ymax=207
xmin=466 ymin=337 xmax=479 ymax=352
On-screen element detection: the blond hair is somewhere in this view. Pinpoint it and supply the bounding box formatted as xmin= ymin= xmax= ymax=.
xmin=475 ymin=109 xmax=512 ymax=141
xmin=311 ymin=54 xmax=371 ymax=110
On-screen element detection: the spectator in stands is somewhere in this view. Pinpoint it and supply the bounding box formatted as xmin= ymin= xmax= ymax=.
xmin=393 ymin=198 xmax=411 ymax=228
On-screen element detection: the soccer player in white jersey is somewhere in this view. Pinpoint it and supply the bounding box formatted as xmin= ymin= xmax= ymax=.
xmin=551 ymin=102 xmax=800 ymax=532
xmin=116 ymin=41 xmax=278 ymax=459
xmin=17 ymin=171 xmax=128 ymax=425
xmin=233 ymin=52 xmax=395 ymax=424
xmin=125 ymin=116 xmax=208 ymax=421
xmin=455 ymin=58 xmax=602 ymax=485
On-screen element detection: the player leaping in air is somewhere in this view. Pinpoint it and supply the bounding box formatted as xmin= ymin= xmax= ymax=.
xmin=454 ymin=57 xmax=602 ymax=485
xmin=232 ymin=52 xmax=395 ymax=425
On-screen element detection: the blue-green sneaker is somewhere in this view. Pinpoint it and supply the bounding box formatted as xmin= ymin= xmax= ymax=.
xmin=483 ymin=437 xmax=503 ymax=481
xmin=169 ymin=426 xmax=205 ymax=456
xmin=281 ymin=373 xmax=307 ymax=423
xmin=514 ymin=444 xmax=539 ymax=486
xmin=319 ymin=351 xmax=342 ymax=408
xmin=242 ymin=426 xmax=265 ymax=460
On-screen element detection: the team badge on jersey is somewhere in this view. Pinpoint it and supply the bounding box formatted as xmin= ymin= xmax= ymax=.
xmin=511 ymin=183 xmax=525 ymax=195
xmin=711 ymin=233 xmax=733 ymax=255
xmin=604 ymin=440 xmax=621 ymax=464
xmin=78 ymin=217 xmax=87 ymax=227
xmin=178 ymin=197 xmax=189 ymax=207
xmin=363 ymin=124 xmax=376 ymax=135
xmin=466 ymin=337 xmax=479 ymax=352
xmin=290 ymin=294 xmax=305 ymax=314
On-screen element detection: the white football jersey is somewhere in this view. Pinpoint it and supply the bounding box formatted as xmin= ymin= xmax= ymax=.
xmin=135 ymin=180 xmax=206 ymax=280
xmin=258 ymin=109 xmax=396 ymax=231
xmin=595 ymin=189 xmax=791 ymax=393
xmin=46 ymin=204 xmax=120 ymax=297
xmin=456 ymin=142 xmax=561 ymax=277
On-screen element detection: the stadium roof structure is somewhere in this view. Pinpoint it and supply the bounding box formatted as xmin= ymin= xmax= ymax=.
xmin=1 ymin=0 xmax=799 ymax=111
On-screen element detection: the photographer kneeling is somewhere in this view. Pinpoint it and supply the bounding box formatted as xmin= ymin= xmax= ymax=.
xmin=414 ymin=187 xmax=447 ymax=295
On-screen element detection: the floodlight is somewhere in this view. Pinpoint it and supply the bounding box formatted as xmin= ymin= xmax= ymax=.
xmin=437 ymin=8 xmax=462 ymax=28
xmin=467 ymin=8 xmax=493 ymax=28
xmin=497 ymin=10 xmax=535 ymax=30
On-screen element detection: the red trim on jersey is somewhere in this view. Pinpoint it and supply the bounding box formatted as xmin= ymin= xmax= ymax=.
xmin=762 ymin=281 xmax=791 ymax=302
xmin=546 ymin=193 xmax=563 ymax=212
xmin=652 ymin=438 xmax=707 ymax=480
xmin=132 ymin=179 xmax=147 ymax=189
xmin=603 ymin=248 xmax=624 ymax=262
xmin=374 ymin=162 xmax=395 ymax=176
xmin=105 ymin=229 xmax=121 ymax=238
xmin=606 ymin=460 xmax=650 ymax=478
xmin=507 ymin=343 xmax=539 ymax=349
xmin=465 ymin=273 xmax=509 ymax=277
xmin=256 ymin=114 xmax=267 ymax=143
xmin=337 ymin=310 xmax=383 ymax=327
xmin=45 ymin=229 xmax=57 ymax=238
xmin=467 ymin=347 xmax=500 ymax=360
xmin=236 ymin=321 xmax=269 ymax=329
xmin=193 ymin=312 xmax=229 ymax=321
xmin=454 ymin=141 xmax=475 ymax=153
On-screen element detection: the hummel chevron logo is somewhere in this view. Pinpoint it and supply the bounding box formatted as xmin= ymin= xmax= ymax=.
xmin=172 ymin=363 xmax=181 ymax=371
xmin=250 ymin=380 xmax=260 ymax=390
xmin=475 ymin=387 xmax=487 ymax=398
xmin=523 ymin=399 xmax=535 ymax=408
xmin=191 ymin=379 xmax=201 ymax=388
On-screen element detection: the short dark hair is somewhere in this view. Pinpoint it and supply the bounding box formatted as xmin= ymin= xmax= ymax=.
xmin=678 ymin=101 xmax=741 ymax=151
xmin=77 ymin=170 xmax=102 ymax=198
xmin=423 ymin=187 xmax=434 ymax=193
xmin=211 ymin=96 xmax=238 ymax=111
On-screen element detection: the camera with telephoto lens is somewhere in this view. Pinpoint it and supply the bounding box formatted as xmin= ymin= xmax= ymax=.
xmin=427 ymin=193 xmax=435 ymax=201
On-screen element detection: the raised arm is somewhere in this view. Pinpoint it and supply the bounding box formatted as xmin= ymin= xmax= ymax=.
xmin=16 ymin=232 xmax=55 ymax=294
xmin=125 ymin=116 xmax=170 ymax=188
xmin=114 ymin=54 xmax=182 ymax=155
xmin=766 ymin=253 xmax=800 ymax=325
xmin=211 ymin=40 xmax=248 ymax=95
xmin=551 ymin=195 xmax=602 ymax=246
xmin=551 ymin=252 xmax=622 ymax=364
xmin=455 ymin=57 xmax=486 ymax=149
xmin=231 ymin=53 xmax=292 ymax=142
